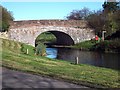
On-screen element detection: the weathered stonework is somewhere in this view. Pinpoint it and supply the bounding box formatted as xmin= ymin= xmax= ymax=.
xmin=8 ymin=20 xmax=95 ymax=47
xmin=0 ymin=32 xmax=8 ymax=39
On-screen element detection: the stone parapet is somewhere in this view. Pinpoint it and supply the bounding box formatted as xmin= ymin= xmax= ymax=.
xmin=10 ymin=20 xmax=88 ymax=29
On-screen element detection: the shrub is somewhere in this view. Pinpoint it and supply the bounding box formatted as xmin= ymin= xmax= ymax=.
xmin=20 ymin=43 xmax=35 ymax=55
xmin=93 ymin=40 xmax=120 ymax=53
xmin=35 ymin=42 xmax=46 ymax=56
xmin=74 ymin=40 xmax=96 ymax=50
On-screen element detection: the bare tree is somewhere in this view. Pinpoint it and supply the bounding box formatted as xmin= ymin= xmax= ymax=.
xmin=66 ymin=7 xmax=92 ymax=20
xmin=66 ymin=10 xmax=81 ymax=20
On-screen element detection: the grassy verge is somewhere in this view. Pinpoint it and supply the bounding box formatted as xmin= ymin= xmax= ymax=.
xmin=1 ymin=38 xmax=120 ymax=88
xmin=93 ymin=39 xmax=120 ymax=53
xmin=72 ymin=40 xmax=96 ymax=50
xmin=72 ymin=39 xmax=120 ymax=53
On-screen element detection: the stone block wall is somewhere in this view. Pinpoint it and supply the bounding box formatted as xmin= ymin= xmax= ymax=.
xmin=10 ymin=20 xmax=88 ymax=29
xmin=8 ymin=20 xmax=95 ymax=46
xmin=0 ymin=32 xmax=8 ymax=39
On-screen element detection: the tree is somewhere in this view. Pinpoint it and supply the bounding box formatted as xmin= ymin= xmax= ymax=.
xmin=102 ymin=0 xmax=119 ymax=13
xmin=66 ymin=7 xmax=92 ymax=20
xmin=87 ymin=10 xmax=106 ymax=37
xmin=113 ymin=9 xmax=120 ymax=31
xmin=66 ymin=10 xmax=81 ymax=20
xmin=79 ymin=7 xmax=92 ymax=20
xmin=102 ymin=0 xmax=120 ymax=36
xmin=0 ymin=5 xmax=14 ymax=32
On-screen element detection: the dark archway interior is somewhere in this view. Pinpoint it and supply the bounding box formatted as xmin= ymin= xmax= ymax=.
xmin=35 ymin=31 xmax=74 ymax=47
xmin=49 ymin=31 xmax=74 ymax=45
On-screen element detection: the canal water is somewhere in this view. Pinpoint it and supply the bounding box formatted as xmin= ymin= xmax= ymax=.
xmin=46 ymin=47 xmax=119 ymax=70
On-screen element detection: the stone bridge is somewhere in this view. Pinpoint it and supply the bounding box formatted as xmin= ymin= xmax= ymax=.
xmin=8 ymin=20 xmax=95 ymax=47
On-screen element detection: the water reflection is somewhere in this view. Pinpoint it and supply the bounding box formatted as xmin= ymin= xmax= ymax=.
xmin=46 ymin=48 xmax=57 ymax=59
xmin=46 ymin=48 xmax=119 ymax=70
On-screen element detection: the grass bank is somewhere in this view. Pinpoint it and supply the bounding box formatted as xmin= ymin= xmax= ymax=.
xmin=72 ymin=40 xmax=96 ymax=50
xmin=1 ymin=38 xmax=120 ymax=88
xmin=72 ymin=39 xmax=120 ymax=53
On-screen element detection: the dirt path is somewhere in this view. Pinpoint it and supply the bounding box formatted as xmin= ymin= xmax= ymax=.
xmin=2 ymin=67 xmax=89 ymax=89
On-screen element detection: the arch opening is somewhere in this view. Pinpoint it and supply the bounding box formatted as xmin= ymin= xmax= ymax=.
xmin=35 ymin=31 xmax=74 ymax=47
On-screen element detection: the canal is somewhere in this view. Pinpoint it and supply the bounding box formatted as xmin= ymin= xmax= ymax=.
xmin=46 ymin=47 xmax=119 ymax=70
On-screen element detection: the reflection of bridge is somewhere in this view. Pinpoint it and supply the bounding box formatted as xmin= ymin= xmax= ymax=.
xmin=8 ymin=20 xmax=95 ymax=47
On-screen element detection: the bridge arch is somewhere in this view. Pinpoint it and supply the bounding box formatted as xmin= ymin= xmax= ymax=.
xmin=35 ymin=30 xmax=74 ymax=46
xmin=8 ymin=20 xmax=95 ymax=47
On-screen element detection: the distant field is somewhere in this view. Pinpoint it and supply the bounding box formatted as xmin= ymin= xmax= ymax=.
xmin=35 ymin=32 xmax=56 ymax=44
